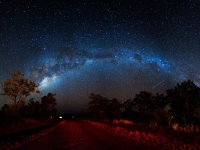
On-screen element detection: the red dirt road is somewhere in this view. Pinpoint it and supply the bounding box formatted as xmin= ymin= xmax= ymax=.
xmin=22 ymin=120 xmax=159 ymax=150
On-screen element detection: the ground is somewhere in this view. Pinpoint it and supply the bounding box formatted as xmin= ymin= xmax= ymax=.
xmin=1 ymin=119 xmax=200 ymax=150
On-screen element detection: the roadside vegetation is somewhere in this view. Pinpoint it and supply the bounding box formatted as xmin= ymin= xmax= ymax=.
xmin=0 ymin=70 xmax=57 ymax=134
xmin=1 ymin=70 xmax=200 ymax=143
xmin=87 ymin=80 xmax=200 ymax=142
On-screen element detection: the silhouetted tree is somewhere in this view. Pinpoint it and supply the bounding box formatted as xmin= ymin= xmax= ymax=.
xmin=28 ymin=98 xmax=41 ymax=119
xmin=152 ymin=93 xmax=170 ymax=127
xmin=1 ymin=104 xmax=9 ymax=113
xmin=123 ymin=99 xmax=135 ymax=119
xmin=88 ymin=93 xmax=109 ymax=120
xmin=88 ymin=93 xmax=101 ymax=119
xmin=167 ymin=80 xmax=200 ymax=125
xmin=41 ymin=93 xmax=57 ymax=118
xmin=153 ymin=93 xmax=169 ymax=109
xmin=153 ymin=108 xmax=171 ymax=127
xmin=0 ymin=104 xmax=9 ymax=127
xmin=1 ymin=70 xmax=39 ymax=120
xmin=109 ymin=98 xmax=122 ymax=119
xmin=1 ymin=104 xmax=9 ymax=119
xmin=134 ymin=91 xmax=154 ymax=123
xmin=134 ymin=91 xmax=154 ymax=112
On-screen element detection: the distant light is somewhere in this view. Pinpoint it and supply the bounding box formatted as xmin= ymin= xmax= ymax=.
xmin=59 ymin=116 xmax=62 ymax=119
xmin=72 ymin=116 xmax=74 ymax=119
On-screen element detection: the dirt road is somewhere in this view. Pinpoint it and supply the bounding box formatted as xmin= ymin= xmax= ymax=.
xmin=22 ymin=120 xmax=159 ymax=150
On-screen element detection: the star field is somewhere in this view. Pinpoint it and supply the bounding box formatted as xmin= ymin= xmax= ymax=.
xmin=0 ymin=0 xmax=200 ymax=114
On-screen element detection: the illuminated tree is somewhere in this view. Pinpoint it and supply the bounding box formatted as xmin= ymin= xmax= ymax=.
xmin=1 ymin=70 xmax=40 ymax=119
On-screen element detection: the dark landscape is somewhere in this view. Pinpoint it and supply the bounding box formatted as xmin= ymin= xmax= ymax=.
xmin=0 ymin=119 xmax=200 ymax=149
xmin=1 ymin=0 xmax=200 ymax=149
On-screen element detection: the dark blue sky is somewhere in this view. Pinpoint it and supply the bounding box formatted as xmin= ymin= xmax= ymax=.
xmin=0 ymin=0 xmax=200 ymax=114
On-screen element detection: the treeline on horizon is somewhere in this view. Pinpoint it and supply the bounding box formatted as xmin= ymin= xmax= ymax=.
xmin=1 ymin=70 xmax=200 ymax=130
xmin=87 ymin=80 xmax=200 ymax=128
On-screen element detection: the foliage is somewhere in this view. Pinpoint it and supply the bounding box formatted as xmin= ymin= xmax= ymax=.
xmin=0 ymin=101 xmax=25 ymax=126
xmin=87 ymin=80 xmax=200 ymax=129
xmin=153 ymin=108 xmax=171 ymax=127
xmin=167 ymin=80 xmax=200 ymax=125
xmin=133 ymin=91 xmax=155 ymax=123
xmin=153 ymin=93 xmax=169 ymax=109
xmin=109 ymin=98 xmax=122 ymax=119
xmin=134 ymin=91 xmax=154 ymax=112
xmin=88 ymin=94 xmax=123 ymax=119
xmin=0 ymin=70 xmax=59 ymax=129
xmin=28 ymin=98 xmax=41 ymax=119
xmin=122 ymin=99 xmax=137 ymax=120
xmin=41 ymin=93 xmax=57 ymax=118
xmin=1 ymin=70 xmax=39 ymax=119
xmin=123 ymin=99 xmax=135 ymax=112
xmin=88 ymin=93 xmax=109 ymax=119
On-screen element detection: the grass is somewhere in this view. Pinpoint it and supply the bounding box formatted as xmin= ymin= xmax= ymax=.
xmin=112 ymin=119 xmax=134 ymax=125
xmin=170 ymin=123 xmax=200 ymax=134
xmin=100 ymin=119 xmax=200 ymax=144
xmin=111 ymin=119 xmax=200 ymax=134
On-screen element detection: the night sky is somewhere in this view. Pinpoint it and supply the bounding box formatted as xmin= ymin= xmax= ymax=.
xmin=0 ymin=0 xmax=200 ymax=114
